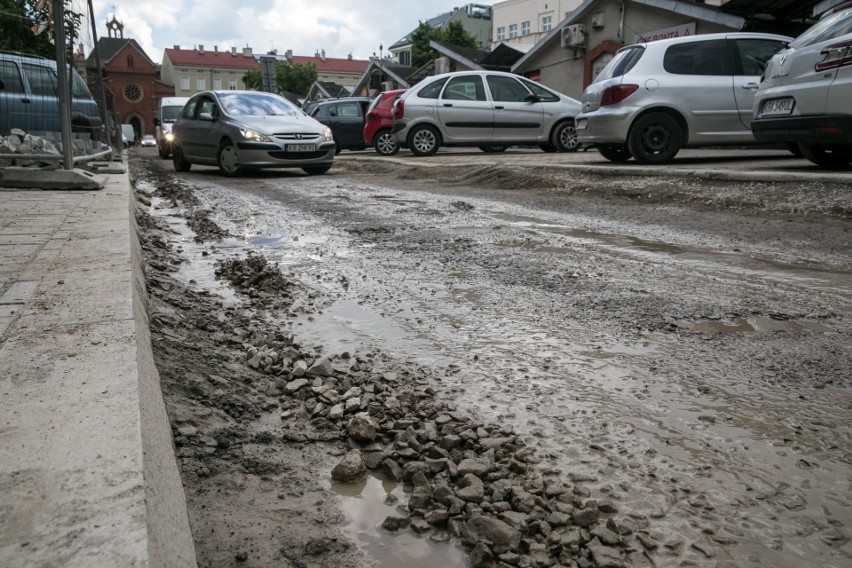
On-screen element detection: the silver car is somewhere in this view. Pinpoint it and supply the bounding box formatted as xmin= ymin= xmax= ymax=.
xmin=391 ymin=70 xmax=581 ymax=156
xmin=171 ymin=90 xmax=335 ymax=176
xmin=575 ymin=33 xmax=791 ymax=164
xmin=752 ymin=3 xmax=852 ymax=168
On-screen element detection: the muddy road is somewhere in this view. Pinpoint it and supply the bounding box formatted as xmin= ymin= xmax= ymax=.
xmin=130 ymin=151 xmax=851 ymax=568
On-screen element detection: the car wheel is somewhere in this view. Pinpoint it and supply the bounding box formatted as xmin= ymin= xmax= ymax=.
xmin=627 ymin=112 xmax=683 ymax=164
xmin=217 ymin=139 xmax=243 ymax=176
xmin=596 ymin=143 xmax=632 ymax=163
xmin=552 ymin=121 xmax=580 ymax=152
xmin=539 ymin=144 xmax=558 ymax=153
xmin=373 ymin=129 xmax=399 ymax=156
xmin=172 ymin=145 xmax=191 ymax=172
xmin=479 ymin=145 xmax=508 ymax=153
xmin=303 ymin=165 xmax=331 ymax=175
xmin=408 ymin=124 xmax=440 ymax=156
xmin=798 ymin=144 xmax=852 ymax=168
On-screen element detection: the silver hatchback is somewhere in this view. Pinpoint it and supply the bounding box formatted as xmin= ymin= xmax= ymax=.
xmin=171 ymin=91 xmax=335 ymax=176
xmin=392 ymin=70 xmax=581 ymax=156
xmin=575 ymin=33 xmax=790 ymax=164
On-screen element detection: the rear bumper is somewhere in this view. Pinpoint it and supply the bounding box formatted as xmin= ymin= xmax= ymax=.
xmin=751 ymin=115 xmax=852 ymax=146
xmin=575 ymin=108 xmax=635 ymax=144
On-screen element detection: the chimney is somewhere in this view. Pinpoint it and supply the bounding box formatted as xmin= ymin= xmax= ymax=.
xmin=173 ymin=44 xmax=180 ymax=50
xmin=321 ymin=49 xmax=326 ymax=61
xmin=197 ymin=44 xmax=204 ymax=53
xmin=315 ymin=50 xmax=320 ymax=57
xmin=231 ymin=46 xmax=236 ymax=55
xmin=285 ymin=49 xmax=293 ymax=60
xmin=348 ymin=52 xmax=352 ymax=60
xmin=214 ymin=45 xmax=218 ymax=52
xmin=242 ymin=46 xmax=253 ymax=57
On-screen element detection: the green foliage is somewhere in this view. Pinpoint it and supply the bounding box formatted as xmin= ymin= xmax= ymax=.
xmin=243 ymin=60 xmax=318 ymax=96
xmin=410 ymin=19 xmax=478 ymax=68
xmin=0 ymin=0 xmax=84 ymax=59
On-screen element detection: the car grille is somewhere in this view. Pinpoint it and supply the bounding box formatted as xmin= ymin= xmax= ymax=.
xmin=268 ymin=151 xmax=329 ymax=160
xmin=272 ymin=133 xmax=322 ymax=140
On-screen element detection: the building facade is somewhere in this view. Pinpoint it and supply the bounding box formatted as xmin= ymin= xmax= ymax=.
xmin=263 ymin=49 xmax=370 ymax=90
xmin=389 ymin=4 xmax=493 ymax=66
xmin=85 ymin=17 xmax=173 ymax=140
xmin=161 ymin=46 xmax=259 ymax=97
xmin=492 ymin=0 xmax=584 ymax=48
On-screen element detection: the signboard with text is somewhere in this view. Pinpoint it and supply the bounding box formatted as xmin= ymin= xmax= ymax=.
xmin=633 ymin=22 xmax=696 ymax=44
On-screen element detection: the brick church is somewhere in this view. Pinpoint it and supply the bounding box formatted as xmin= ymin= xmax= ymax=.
xmin=85 ymin=16 xmax=173 ymax=141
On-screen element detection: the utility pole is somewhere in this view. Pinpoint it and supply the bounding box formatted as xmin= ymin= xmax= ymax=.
xmin=52 ymin=0 xmax=73 ymax=170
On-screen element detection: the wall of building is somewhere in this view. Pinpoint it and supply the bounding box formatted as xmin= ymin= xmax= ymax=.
xmin=517 ymin=0 xmax=737 ymax=99
xmin=492 ymin=0 xmax=583 ymax=48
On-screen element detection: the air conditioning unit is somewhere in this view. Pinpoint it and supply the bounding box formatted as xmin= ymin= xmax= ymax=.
xmin=435 ymin=56 xmax=451 ymax=75
xmin=561 ymin=23 xmax=587 ymax=48
xmin=591 ymin=12 xmax=605 ymax=29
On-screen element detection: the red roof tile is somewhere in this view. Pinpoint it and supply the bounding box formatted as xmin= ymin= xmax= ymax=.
xmin=165 ymin=48 xmax=259 ymax=70
xmin=288 ymin=55 xmax=369 ymax=75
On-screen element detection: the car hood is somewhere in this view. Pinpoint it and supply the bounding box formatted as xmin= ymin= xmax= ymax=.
xmin=229 ymin=114 xmax=322 ymax=134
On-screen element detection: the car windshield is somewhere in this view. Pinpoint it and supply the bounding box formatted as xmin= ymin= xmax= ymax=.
xmin=594 ymin=46 xmax=645 ymax=82
xmin=218 ymin=92 xmax=300 ymax=117
xmin=161 ymin=106 xmax=183 ymax=122
xmin=790 ymin=7 xmax=852 ymax=48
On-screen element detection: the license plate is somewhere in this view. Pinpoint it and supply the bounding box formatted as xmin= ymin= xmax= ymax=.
xmin=576 ymin=118 xmax=588 ymax=131
xmin=759 ymin=97 xmax=794 ymax=117
xmin=285 ymin=143 xmax=316 ymax=152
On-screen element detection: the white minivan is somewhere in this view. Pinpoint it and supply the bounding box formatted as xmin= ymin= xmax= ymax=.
xmin=154 ymin=96 xmax=189 ymax=158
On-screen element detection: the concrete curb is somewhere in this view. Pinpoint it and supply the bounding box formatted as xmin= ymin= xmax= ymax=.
xmin=0 ymin=170 xmax=196 ymax=566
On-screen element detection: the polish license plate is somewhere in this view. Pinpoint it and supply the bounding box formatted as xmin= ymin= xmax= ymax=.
xmin=286 ymin=143 xmax=316 ymax=152
xmin=759 ymin=97 xmax=794 ymax=117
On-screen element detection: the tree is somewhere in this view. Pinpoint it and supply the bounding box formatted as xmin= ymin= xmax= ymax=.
xmin=410 ymin=19 xmax=479 ymax=68
xmin=242 ymin=60 xmax=318 ymax=96
xmin=0 ymin=0 xmax=83 ymax=58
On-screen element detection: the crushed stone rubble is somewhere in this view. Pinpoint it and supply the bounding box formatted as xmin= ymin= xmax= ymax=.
xmin=0 ymin=128 xmax=103 ymax=166
xmin=212 ymin=253 xmax=657 ymax=568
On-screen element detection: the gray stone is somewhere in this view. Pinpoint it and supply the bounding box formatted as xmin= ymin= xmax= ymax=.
xmin=328 ymin=403 xmax=344 ymax=420
xmin=292 ymin=360 xmax=308 ymax=377
xmin=381 ymin=516 xmax=410 ymax=532
xmin=456 ymin=473 xmax=485 ymax=503
xmin=408 ymin=486 xmax=433 ymax=510
xmin=344 ymin=396 xmax=361 ymax=413
xmin=573 ymin=507 xmax=600 ymax=528
xmin=457 ymin=457 xmax=493 ymax=477
xmin=470 ymin=543 xmax=494 ymax=568
xmin=307 ymin=357 xmax=333 ymax=377
xmin=347 ymin=413 xmax=378 ymax=442
xmin=381 ymin=458 xmax=403 ymax=482
xmin=587 ymin=538 xmax=623 ymax=567
xmin=464 ymin=514 xmax=521 ymax=554
xmin=331 ymin=449 xmax=366 ymax=483
xmin=285 ymin=378 xmax=309 ymax=393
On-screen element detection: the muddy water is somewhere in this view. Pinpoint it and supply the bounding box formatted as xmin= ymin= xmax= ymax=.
xmin=153 ymin=172 xmax=852 ymax=568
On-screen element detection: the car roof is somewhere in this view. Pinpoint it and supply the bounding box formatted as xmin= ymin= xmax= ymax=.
xmin=315 ymin=97 xmax=371 ymax=105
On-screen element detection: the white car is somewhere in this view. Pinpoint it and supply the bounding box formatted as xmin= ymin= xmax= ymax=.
xmin=575 ymin=33 xmax=790 ymax=164
xmin=751 ymin=3 xmax=852 ymax=167
xmin=392 ymin=70 xmax=581 ymax=156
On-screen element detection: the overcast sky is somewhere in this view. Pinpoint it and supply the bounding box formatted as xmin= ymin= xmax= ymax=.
xmin=81 ymin=0 xmax=500 ymax=63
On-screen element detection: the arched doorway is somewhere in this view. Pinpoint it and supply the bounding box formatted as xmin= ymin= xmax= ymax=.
xmin=127 ymin=115 xmax=143 ymax=141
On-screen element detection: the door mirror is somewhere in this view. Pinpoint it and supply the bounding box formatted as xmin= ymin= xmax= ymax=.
xmin=524 ymin=94 xmax=540 ymax=103
xmin=198 ymin=112 xmax=214 ymax=122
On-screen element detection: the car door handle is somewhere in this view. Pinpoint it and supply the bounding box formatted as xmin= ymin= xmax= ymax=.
xmin=494 ymin=105 xmax=504 ymax=110
xmin=443 ymin=103 xmax=453 ymax=107
xmin=741 ymin=83 xmax=759 ymax=91
xmin=21 ymin=97 xmax=31 ymax=104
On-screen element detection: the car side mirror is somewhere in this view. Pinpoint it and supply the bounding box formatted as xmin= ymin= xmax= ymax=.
xmin=525 ymin=94 xmax=540 ymax=103
xmin=198 ymin=112 xmax=214 ymax=122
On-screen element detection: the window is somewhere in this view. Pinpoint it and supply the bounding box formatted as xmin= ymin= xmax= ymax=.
xmin=181 ymin=97 xmax=200 ymax=119
xmin=487 ymin=75 xmax=532 ymax=102
xmin=542 ymin=16 xmax=552 ymax=32
xmin=123 ymin=83 xmax=142 ymax=102
xmin=399 ymin=51 xmax=411 ymax=66
xmin=196 ymin=77 xmax=205 ymax=90
xmin=229 ymin=79 xmax=237 ymax=90
xmin=22 ymin=63 xmax=57 ymax=96
xmin=442 ymin=75 xmax=486 ymax=101
xmin=180 ymin=76 xmax=190 ymax=90
xmin=417 ymin=77 xmax=449 ymax=99
xmin=520 ymin=78 xmax=560 ymax=102
xmin=497 ymin=26 xmax=505 ymax=41
xmin=127 ymin=55 xmax=133 ymax=67
xmin=198 ymin=97 xmax=217 ymax=117
xmin=664 ymin=40 xmax=733 ymax=76
xmin=734 ymin=39 xmax=786 ymax=76
xmin=522 ymin=21 xmax=531 ymax=36
xmin=213 ymin=78 xmax=222 ymax=90
xmin=0 ymin=61 xmax=24 ymax=93
xmin=336 ymin=102 xmax=362 ymax=117
xmin=509 ymin=24 xmax=518 ymax=38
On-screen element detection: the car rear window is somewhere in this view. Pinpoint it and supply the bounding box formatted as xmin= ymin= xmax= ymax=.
xmin=367 ymin=93 xmax=383 ymax=113
xmin=417 ymin=77 xmax=448 ymax=99
xmin=595 ymin=46 xmax=644 ymax=81
xmin=790 ymin=7 xmax=852 ymax=48
xmin=663 ymin=39 xmax=732 ymax=75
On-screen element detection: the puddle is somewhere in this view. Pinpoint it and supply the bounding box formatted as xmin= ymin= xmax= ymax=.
xmin=330 ymin=474 xmax=467 ymax=568
xmin=677 ymin=317 xmax=833 ymax=333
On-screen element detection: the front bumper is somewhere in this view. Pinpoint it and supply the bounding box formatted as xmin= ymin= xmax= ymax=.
xmin=751 ymin=115 xmax=852 ymax=146
xmin=234 ymin=140 xmax=336 ymax=168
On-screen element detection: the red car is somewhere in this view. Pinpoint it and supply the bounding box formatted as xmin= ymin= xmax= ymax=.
xmin=363 ymin=89 xmax=406 ymax=156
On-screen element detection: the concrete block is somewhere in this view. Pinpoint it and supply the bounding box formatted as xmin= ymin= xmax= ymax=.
xmin=0 ymin=167 xmax=106 ymax=190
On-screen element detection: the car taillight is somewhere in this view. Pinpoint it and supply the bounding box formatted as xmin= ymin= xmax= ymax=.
xmin=600 ymin=84 xmax=639 ymax=106
xmin=393 ymin=99 xmax=404 ymax=119
xmin=815 ymin=39 xmax=852 ymax=71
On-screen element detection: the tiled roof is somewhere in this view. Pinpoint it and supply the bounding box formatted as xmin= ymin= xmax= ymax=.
xmin=85 ymin=37 xmax=154 ymax=69
xmin=165 ymin=48 xmax=259 ymax=70
xmin=287 ymin=55 xmax=369 ymax=75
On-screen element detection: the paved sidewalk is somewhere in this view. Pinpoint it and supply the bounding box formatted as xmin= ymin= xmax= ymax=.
xmin=0 ymin=169 xmax=196 ymax=567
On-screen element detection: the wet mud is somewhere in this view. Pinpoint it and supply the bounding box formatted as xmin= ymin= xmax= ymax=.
xmin=131 ymin=153 xmax=851 ymax=568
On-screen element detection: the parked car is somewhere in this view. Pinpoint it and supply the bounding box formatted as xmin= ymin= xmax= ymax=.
xmin=0 ymin=50 xmax=102 ymax=138
xmin=364 ymin=89 xmax=406 ymax=155
xmin=310 ymin=97 xmax=372 ymax=152
xmin=171 ymin=90 xmax=335 ymax=176
xmin=575 ymin=32 xmax=791 ymax=164
xmin=751 ymin=2 xmax=852 ymax=167
xmin=392 ymin=70 xmax=581 ymax=156
xmin=122 ymin=133 xmax=130 ymax=149
xmin=140 ymin=134 xmax=156 ymax=147
xmin=154 ymin=96 xmax=189 ymax=158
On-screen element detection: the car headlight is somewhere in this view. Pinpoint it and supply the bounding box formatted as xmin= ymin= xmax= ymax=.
xmin=165 ymin=132 xmax=174 ymax=142
xmin=239 ymin=128 xmax=273 ymax=142
xmin=324 ymin=127 xmax=333 ymax=142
